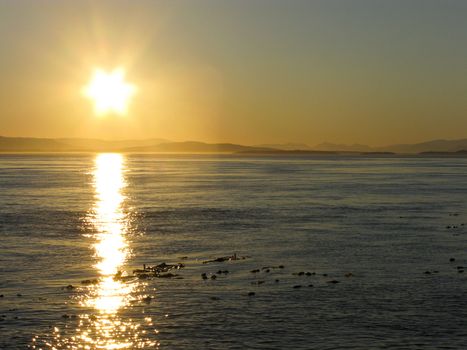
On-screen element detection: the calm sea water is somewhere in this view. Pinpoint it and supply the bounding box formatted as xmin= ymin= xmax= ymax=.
xmin=1 ymin=154 xmax=467 ymax=349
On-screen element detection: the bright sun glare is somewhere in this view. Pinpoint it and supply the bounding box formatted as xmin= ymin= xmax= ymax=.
xmin=83 ymin=68 xmax=137 ymax=116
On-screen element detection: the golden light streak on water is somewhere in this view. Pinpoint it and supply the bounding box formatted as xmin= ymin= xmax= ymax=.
xmin=79 ymin=153 xmax=142 ymax=349
xmin=34 ymin=154 xmax=157 ymax=349
xmin=87 ymin=153 xmax=133 ymax=315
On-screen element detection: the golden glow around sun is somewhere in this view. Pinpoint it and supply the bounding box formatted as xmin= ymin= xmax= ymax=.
xmin=83 ymin=68 xmax=137 ymax=116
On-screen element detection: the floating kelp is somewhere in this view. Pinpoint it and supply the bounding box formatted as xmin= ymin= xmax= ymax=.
xmin=202 ymin=253 xmax=249 ymax=264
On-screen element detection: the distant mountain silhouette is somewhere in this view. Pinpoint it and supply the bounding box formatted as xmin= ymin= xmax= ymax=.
xmin=314 ymin=142 xmax=373 ymax=152
xmin=0 ymin=136 xmax=169 ymax=152
xmin=377 ymin=139 xmax=467 ymax=154
xmin=2 ymin=136 xmax=467 ymax=155
xmin=0 ymin=136 xmax=69 ymax=151
xmin=315 ymin=139 xmax=467 ymax=154
xmin=419 ymin=149 xmax=467 ymax=155
xmin=254 ymin=143 xmax=313 ymax=150
xmin=123 ymin=141 xmax=274 ymax=153
xmin=57 ymin=138 xmax=170 ymax=151
xmin=238 ymin=149 xmax=336 ymax=155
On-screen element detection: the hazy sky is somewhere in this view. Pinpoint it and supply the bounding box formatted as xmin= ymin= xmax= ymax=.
xmin=0 ymin=0 xmax=466 ymax=146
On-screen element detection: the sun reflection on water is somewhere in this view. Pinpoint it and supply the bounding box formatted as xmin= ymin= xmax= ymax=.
xmin=32 ymin=154 xmax=157 ymax=349
xmin=78 ymin=153 xmax=155 ymax=349
xmin=87 ymin=153 xmax=132 ymax=315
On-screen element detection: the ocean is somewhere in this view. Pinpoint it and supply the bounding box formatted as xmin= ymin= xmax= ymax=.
xmin=1 ymin=153 xmax=467 ymax=349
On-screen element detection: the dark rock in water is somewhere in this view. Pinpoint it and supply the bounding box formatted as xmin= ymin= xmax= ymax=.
xmin=450 ymin=258 xmax=456 ymax=262
xmin=62 ymin=314 xmax=70 ymax=319
xmin=292 ymin=272 xmax=301 ymax=276
xmin=179 ymin=256 xmax=188 ymax=260
xmin=142 ymin=296 xmax=152 ymax=303
xmin=0 ymin=295 xmax=3 ymax=298
xmin=251 ymin=280 xmax=265 ymax=285
xmin=210 ymin=296 xmax=220 ymax=301
xmin=216 ymin=270 xmax=223 ymax=274
xmin=137 ymin=274 xmax=151 ymax=280
xmin=265 ymin=269 xmax=270 ymax=273
xmin=251 ymin=269 xmax=260 ymax=273
xmin=16 ymin=293 xmax=22 ymax=297
xmin=201 ymin=273 xmax=208 ymax=280
xmin=446 ymin=226 xmax=451 ymax=229
xmin=275 ymin=279 xmax=280 ymax=283
xmin=211 ymin=275 xmax=217 ymax=280
xmin=456 ymin=266 xmax=464 ymax=270
xmin=459 ymin=270 xmax=465 ymax=273
xmin=345 ymin=273 xmax=354 ymax=278
xmin=223 ymin=270 xmax=229 ymax=274
xmin=203 ymin=253 xmax=247 ymax=264
xmin=64 ymin=285 xmax=75 ymax=290
xmin=139 ymin=262 xmax=185 ymax=274
xmin=262 ymin=265 xmax=283 ymax=270
xmin=327 ymin=280 xmax=340 ymax=284
xmin=156 ymin=273 xmax=178 ymax=278
xmin=155 ymin=262 xmax=169 ymax=270
xmin=248 ymin=292 xmax=256 ymax=296
xmin=305 ymin=272 xmax=312 ymax=276
xmin=322 ymin=273 xmax=328 ymax=277
xmin=424 ymin=271 xmax=431 ymax=275
xmin=293 ymin=285 xmax=302 ymax=289
xmin=308 ymin=284 xmax=314 ymax=288
xmin=120 ymin=275 xmax=135 ymax=282
xmin=432 ymin=270 xmax=439 ymax=273
xmin=81 ymin=279 xmax=99 ymax=285
xmin=298 ymin=272 xmax=305 ymax=276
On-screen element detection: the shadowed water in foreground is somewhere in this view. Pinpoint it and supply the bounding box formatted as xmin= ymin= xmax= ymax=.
xmin=1 ymin=154 xmax=467 ymax=349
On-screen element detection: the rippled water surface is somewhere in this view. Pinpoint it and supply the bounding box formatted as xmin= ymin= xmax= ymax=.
xmin=1 ymin=154 xmax=467 ymax=349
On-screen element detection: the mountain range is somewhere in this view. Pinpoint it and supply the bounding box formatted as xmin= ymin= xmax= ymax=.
xmin=1 ymin=136 xmax=467 ymax=154
xmin=313 ymin=139 xmax=467 ymax=154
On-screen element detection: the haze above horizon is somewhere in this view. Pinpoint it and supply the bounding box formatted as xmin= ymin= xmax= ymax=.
xmin=0 ymin=0 xmax=466 ymax=147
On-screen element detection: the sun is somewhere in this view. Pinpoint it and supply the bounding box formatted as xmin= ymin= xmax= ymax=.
xmin=83 ymin=68 xmax=137 ymax=116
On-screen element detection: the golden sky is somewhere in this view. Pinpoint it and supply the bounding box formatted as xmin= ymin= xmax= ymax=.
xmin=0 ymin=0 xmax=466 ymax=146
